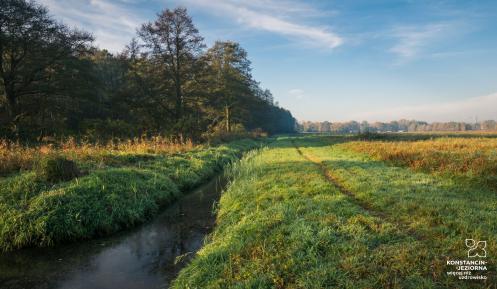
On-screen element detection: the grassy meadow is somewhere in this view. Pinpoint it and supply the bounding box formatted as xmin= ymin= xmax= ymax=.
xmin=343 ymin=137 xmax=497 ymax=187
xmin=173 ymin=134 xmax=496 ymax=288
xmin=0 ymin=137 xmax=261 ymax=251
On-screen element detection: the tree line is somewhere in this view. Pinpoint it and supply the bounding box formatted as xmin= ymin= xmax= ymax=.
xmin=0 ymin=0 xmax=296 ymax=141
xmin=299 ymin=119 xmax=497 ymax=133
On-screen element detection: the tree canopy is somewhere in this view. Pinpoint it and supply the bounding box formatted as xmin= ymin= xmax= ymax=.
xmin=0 ymin=1 xmax=296 ymax=141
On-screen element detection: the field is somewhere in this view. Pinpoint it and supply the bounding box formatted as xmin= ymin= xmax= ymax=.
xmin=173 ymin=134 xmax=496 ymax=288
xmin=0 ymin=138 xmax=261 ymax=251
xmin=343 ymin=137 xmax=497 ymax=186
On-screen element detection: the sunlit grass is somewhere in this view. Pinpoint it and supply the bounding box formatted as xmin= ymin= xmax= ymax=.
xmin=173 ymin=135 xmax=496 ymax=288
xmin=343 ymin=137 xmax=497 ymax=186
xmin=0 ymin=136 xmax=195 ymax=176
xmin=0 ymin=139 xmax=259 ymax=251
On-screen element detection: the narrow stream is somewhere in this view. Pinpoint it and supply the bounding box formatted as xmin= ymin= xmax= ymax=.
xmin=0 ymin=175 xmax=227 ymax=289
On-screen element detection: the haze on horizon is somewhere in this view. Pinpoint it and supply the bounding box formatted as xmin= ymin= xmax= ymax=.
xmin=40 ymin=0 xmax=497 ymax=123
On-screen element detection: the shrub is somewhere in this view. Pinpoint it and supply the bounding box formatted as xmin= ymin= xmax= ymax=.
xmin=36 ymin=155 xmax=81 ymax=182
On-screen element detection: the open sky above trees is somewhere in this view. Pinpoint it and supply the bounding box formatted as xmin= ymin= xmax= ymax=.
xmin=38 ymin=0 xmax=497 ymax=122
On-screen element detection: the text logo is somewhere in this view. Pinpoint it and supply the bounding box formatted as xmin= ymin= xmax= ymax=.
xmin=466 ymin=239 xmax=487 ymax=258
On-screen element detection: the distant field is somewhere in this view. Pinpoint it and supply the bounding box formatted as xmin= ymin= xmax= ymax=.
xmin=174 ymin=135 xmax=496 ymax=288
xmin=344 ymin=136 xmax=497 ymax=187
xmin=0 ymin=138 xmax=260 ymax=251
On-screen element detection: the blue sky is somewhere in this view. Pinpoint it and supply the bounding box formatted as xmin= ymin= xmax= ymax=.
xmin=40 ymin=0 xmax=497 ymax=122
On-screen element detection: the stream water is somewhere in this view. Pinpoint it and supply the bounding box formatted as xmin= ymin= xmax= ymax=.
xmin=0 ymin=175 xmax=227 ymax=289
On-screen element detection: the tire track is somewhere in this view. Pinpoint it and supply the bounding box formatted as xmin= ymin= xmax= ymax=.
xmin=292 ymin=140 xmax=497 ymax=287
xmin=292 ymin=140 xmax=427 ymax=242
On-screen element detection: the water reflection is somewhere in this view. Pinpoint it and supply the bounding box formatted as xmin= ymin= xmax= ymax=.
xmin=0 ymin=175 xmax=225 ymax=289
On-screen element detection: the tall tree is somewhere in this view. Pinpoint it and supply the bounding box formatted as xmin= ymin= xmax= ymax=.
xmin=1 ymin=1 xmax=296 ymax=141
xmin=204 ymin=41 xmax=252 ymax=132
xmin=0 ymin=0 xmax=93 ymax=136
xmin=138 ymin=7 xmax=205 ymax=133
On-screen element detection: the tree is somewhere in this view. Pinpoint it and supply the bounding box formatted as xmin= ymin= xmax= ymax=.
xmin=1 ymin=2 xmax=297 ymax=141
xmin=320 ymin=121 xmax=331 ymax=133
xmin=204 ymin=41 xmax=252 ymax=133
xmin=360 ymin=121 xmax=369 ymax=133
xmin=0 ymin=0 xmax=93 ymax=136
xmin=138 ymin=7 xmax=205 ymax=133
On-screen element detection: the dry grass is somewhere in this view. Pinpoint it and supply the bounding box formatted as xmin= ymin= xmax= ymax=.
xmin=0 ymin=140 xmax=37 ymax=176
xmin=343 ymin=137 xmax=497 ymax=180
xmin=0 ymin=136 xmax=195 ymax=176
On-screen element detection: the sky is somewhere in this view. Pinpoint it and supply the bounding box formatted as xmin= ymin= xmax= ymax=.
xmin=39 ymin=0 xmax=497 ymax=122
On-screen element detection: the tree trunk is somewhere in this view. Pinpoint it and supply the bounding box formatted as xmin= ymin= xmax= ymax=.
xmin=4 ymin=84 xmax=20 ymax=135
xmin=175 ymin=36 xmax=183 ymax=123
xmin=225 ymin=105 xmax=231 ymax=133
xmin=175 ymin=73 xmax=182 ymax=121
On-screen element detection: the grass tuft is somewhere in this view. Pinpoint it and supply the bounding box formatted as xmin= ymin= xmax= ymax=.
xmin=35 ymin=155 xmax=81 ymax=183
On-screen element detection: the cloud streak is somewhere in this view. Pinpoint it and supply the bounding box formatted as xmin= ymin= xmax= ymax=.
xmin=389 ymin=23 xmax=449 ymax=61
xmin=39 ymin=0 xmax=145 ymax=52
xmin=40 ymin=0 xmax=343 ymax=52
xmin=184 ymin=0 xmax=343 ymax=49
xmin=352 ymin=93 xmax=497 ymax=122
xmin=289 ymin=89 xmax=306 ymax=99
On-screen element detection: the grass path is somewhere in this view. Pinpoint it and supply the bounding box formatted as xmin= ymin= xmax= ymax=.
xmin=292 ymin=140 xmax=427 ymax=243
xmin=173 ymin=136 xmax=495 ymax=288
xmin=296 ymin=136 xmax=496 ymax=287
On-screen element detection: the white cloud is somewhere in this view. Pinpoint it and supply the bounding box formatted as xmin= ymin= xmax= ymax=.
xmin=39 ymin=0 xmax=145 ymax=52
xmin=289 ymin=88 xmax=306 ymax=99
xmin=352 ymin=92 xmax=497 ymax=122
xmin=389 ymin=23 xmax=449 ymax=61
xmin=39 ymin=0 xmax=342 ymax=52
xmin=183 ymin=0 xmax=343 ymax=49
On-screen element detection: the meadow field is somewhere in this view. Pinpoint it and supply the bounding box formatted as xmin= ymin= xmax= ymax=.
xmin=0 ymin=137 xmax=261 ymax=251
xmin=1 ymin=133 xmax=495 ymax=288
xmin=174 ymin=134 xmax=496 ymax=288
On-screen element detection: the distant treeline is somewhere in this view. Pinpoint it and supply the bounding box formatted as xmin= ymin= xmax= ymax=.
xmin=299 ymin=119 xmax=497 ymax=133
xmin=0 ymin=0 xmax=296 ymax=141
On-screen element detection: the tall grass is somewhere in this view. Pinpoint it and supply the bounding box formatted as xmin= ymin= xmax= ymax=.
xmin=343 ymin=137 xmax=497 ymax=185
xmin=0 ymin=140 xmax=37 ymax=176
xmin=0 ymin=139 xmax=259 ymax=251
xmin=0 ymin=136 xmax=195 ymax=176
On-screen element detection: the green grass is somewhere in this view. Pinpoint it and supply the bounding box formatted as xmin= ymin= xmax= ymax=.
xmin=0 ymin=139 xmax=260 ymax=252
xmin=172 ymin=135 xmax=495 ymax=288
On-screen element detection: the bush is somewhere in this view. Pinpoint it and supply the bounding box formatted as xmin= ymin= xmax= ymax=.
xmin=36 ymin=155 xmax=81 ymax=182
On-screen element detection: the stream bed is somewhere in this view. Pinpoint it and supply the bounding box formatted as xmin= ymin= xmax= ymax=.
xmin=0 ymin=175 xmax=227 ymax=289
